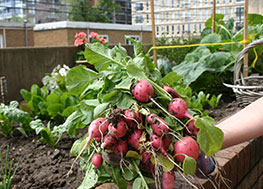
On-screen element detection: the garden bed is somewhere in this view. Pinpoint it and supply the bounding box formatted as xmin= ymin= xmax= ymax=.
xmin=0 ymin=99 xmax=242 ymax=189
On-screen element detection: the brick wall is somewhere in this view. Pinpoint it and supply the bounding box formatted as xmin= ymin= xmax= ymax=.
xmin=199 ymin=137 xmax=263 ymax=188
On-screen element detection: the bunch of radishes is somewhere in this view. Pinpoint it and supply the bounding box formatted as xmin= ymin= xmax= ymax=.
xmin=83 ymin=79 xmax=206 ymax=189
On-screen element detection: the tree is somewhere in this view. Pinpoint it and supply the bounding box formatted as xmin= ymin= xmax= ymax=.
xmin=68 ymin=0 xmax=121 ymax=23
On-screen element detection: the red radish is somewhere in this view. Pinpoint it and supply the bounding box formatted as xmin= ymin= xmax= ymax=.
xmin=152 ymin=118 xmax=169 ymax=137
xmin=150 ymin=134 xmax=167 ymax=156
xmin=147 ymin=113 xmax=158 ymax=124
xmin=141 ymin=151 xmax=152 ymax=164
xmin=173 ymin=136 xmax=200 ymax=163
xmin=132 ymin=80 xmax=154 ymax=102
xmin=108 ymin=119 xmax=127 ymax=138
xmin=87 ymin=118 xmax=109 ymax=143
xmin=128 ymin=129 xmax=143 ymax=150
xmin=114 ymin=140 xmax=128 ymax=156
xmin=163 ymin=86 xmax=179 ymax=98
xmin=124 ymin=109 xmax=142 ymax=129
xmin=101 ymin=135 xmax=117 ymax=150
xmin=162 ymin=170 xmax=175 ymax=189
xmin=185 ymin=119 xmax=199 ymax=136
xmin=92 ymin=153 xmax=103 ymax=168
xmin=162 ymin=135 xmax=172 ymax=150
xmin=168 ymin=98 xmax=193 ymax=119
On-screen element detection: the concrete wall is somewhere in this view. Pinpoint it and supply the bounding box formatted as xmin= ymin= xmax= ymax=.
xmin=0 ymin=46 xmax=79 ymax=101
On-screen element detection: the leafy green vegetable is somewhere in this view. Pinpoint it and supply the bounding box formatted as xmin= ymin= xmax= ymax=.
xmin=183 ymin=156 xmax=197 ymax=175
xmin=195 ymin=117 xmax=224 ymax=156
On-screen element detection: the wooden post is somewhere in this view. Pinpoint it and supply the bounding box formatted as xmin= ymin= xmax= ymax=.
xmin=212 ymin=0 xmax=216 ymax=33
xmin=150 ymin=0 xmax=157 ymax=67
xmin=243 ymin=0 xmax=249 ymax=77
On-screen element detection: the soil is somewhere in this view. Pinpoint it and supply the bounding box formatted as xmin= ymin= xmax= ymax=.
xmin=0 ymin=99 xmax=242 ymax=189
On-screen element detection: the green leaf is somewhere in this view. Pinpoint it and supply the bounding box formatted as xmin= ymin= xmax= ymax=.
xmin=183 ymin=156 xmax=197 ymax=175
xmin=126 ymin=150 xmax=142 ymax=160
xmin=66 ymin=65 xmax=100 ymax=96
xmin=173 ymin=61 xmax=208 ymax=86
xmin=200 ymin=33 xmax=221 ymax=44
xmin=78 ymin=167 xmax=98 ymax=189
xmin=30 ymin=120 xmax=57 ymax=147
xmin=126 ymin=61 xmax=148 ymax=80
xmin=195 ymin=117 xmax=224 ymax=156
xmin=161 ymin=72 xmax=183 ymax=88
xmin=154 ymin=153 xmax=174 ymax=172
xmin=20 ymin=89 xmax=31 ymax=102
xmin=85 ymin=43 xmax=125 ymax=71
xmin=111 ymin=166 xmax=127 ymax=189
xmin=132 ymin=178 xmax=144 ymax=189
xmin=115 ymin=76 xmax=134 ymax=90
xmin=93 ymin=103 xmax=109 ymax=118
xmin=47 ymin=104 xmax=64 ymax=117
xmin=116 ymin=94 xmax=137 ymax=109
xmin=46 ymin=93 xmax=61 ymax=105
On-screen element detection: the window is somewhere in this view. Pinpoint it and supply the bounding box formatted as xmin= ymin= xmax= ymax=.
xmin=193 ymin=24 xmax=197 ymax=33
xmin=155 ymin=0 xmax=159 ymax=9
xmin=204 ymin=0 xmax=208 ymax=5
xmin=193 ymin=0 xmax=196 ymax=6
xmin=99 ymin=35 xmax=109 ymax=43
xmin=177 ymin=0 xmax=180 ymax=7
xmin=156 ymin=14 xmax=159 ymax=23
xmin=205 ymin=9 xmax=208 ymax=19
xmin=156 ymin=26 xmax=159 ymax=35
xmin=229 ymin=0 xmax=232 ymax=2
xmin=182 ymin=11 xmax=185 ymax=20
xmin=187 ymin=24 xmax=190 ymax=33
xmin=135 ymin=15 xmax=144 ymax=24
xmin=166 ymin=12 xmax=169 ymax=21
xmin=182 ymin=24 xmax=185 ymax=33
xmin=166 ymin=0 xmax=169 ymax=6
xmin=236 ymin=6 xmax=244 ymax=18
xmin=216 ymin=0 xmax=219 ymax=3
xmin=222 ymin=8 xmax=226 ymax=15
xmin=125 ymin=35 xmax=141 ymax=45
xmin=236 ymin=21 xmax=243 ymax=31
xmin=216 ymin=8 xmax=220 ymax=14
xmin=135 ymin=2 xmax=144 ymax=11
xmin=167 ymin=25 xmax=169 ymax=34
xmin=223 ymin=0 xmax=226 ymax=3
xmin=176 ymin=11 xmax=179 ymax=20
xmin=171 ymin=0 xmax=175 ymax=7
xmin=146 ymin=14 xmax=149 ymax=23
xmin=199 ymin=23 xmax=202 ymax=33
xmin=236 ymin=0 xmax=244 ymax=2
xmin=193 ymin=10 xmax=196 ymax=19
xmin=171 ymin=12 xmax=175 ymax=20
xmin=172 ymin=25 xmax=175 ymax=34
xmin=199 ymin=0 xmax=202 ymax=7
xmin=199 ymin=9 xmax=202 ymax=20
xmin=177 ymin=24 xmax=180 ymax=34
xmin=0 ymin=34 xmax=3 ymax=48
xmin=181 ymin=0 xmax=185 ymax=7
xmin=229 ymin=7 xmax=232 ymax=17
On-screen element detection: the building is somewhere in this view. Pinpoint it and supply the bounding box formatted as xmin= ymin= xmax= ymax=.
xmin=131 ymin=0 xmax=251 ymax=38
xmin=0 ymin=0 xmax=66 ymax=24
xmin=0 ymin=22 xmax=34 ymax=48
xmin=33 ymin=21 xmax=152 ymax=46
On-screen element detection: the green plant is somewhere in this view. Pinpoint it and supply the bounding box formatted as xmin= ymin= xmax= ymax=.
xmin=68 ymin=39 xmax=223 ymax=188
xmin=0 ymin=146 xmax=22 ymax=189
xmin=0 ymin=101 xmax=32 ymax=137
xmin=20 ymin=84 xmax=78 ymax=124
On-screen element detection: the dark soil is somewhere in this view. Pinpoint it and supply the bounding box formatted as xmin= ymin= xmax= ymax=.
xmin=0 ymin=100 xmax=242 ymax=189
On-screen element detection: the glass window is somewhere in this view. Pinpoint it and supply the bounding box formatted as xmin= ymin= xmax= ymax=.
xmin=99 ymin=35 xmax=109 ymax=43
xmin=156 ymin=14 xmax=159 ymax=23
xmin=156 ymin=26 xmax=159 ymax=35
xmin=167 ymin=25 xmax=169 ymax=34
xmin=135 ymin=2 xmax=144 ymax=11
xmin=171 ymin=0 xmax=175 ymax=7
xmin=135 ymin=15 xmax=144 ymax=24
xmin=229 ymin=7 xmax=232 ymax=17
xmin=205 ymin=9 xmax=208 ymax=19
xmin=199 ymin=23 xmax=202 ymax=33
xmin=177 ymin=0 xmax=180 ymax=7
xmin=199 ymin=9 xmax=202 ymax=19
xmin=172 ymin=25 xmax=175 ymax=34
xmin=177 ymin=24 xmax=180 ymax=34
xmin=236 ymin=6 xmax=244 ymax=18
xmin=125 ymin=35 xmax=141 ymax=45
